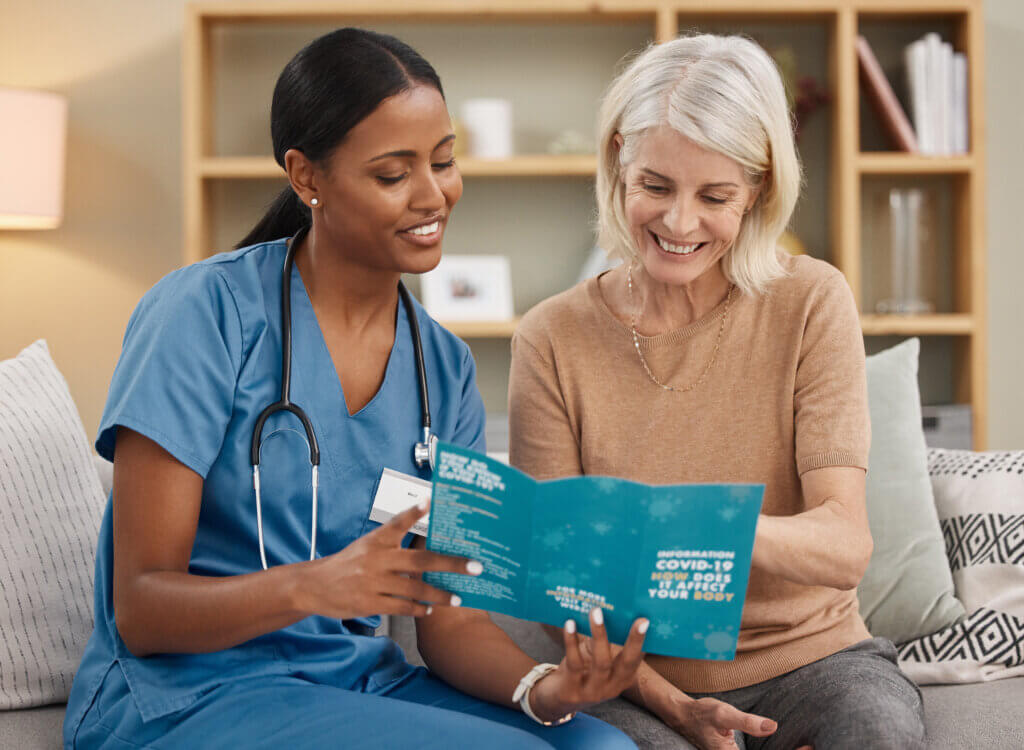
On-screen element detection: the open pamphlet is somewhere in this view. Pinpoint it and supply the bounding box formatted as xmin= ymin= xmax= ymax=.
xmin=420 ymin=443 xmax=764 ymax=660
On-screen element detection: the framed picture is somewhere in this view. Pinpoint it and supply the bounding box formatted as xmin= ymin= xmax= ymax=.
xmin=421 ymin=255 xmax=514 ymax=322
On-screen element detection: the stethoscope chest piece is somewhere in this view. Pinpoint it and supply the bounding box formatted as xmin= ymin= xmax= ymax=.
xmin=414 ymin=429 xmax=438 ymax=472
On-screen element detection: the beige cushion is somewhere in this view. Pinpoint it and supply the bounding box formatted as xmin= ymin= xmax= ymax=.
xmin=0 ymin=340 xmax=104 ymax=709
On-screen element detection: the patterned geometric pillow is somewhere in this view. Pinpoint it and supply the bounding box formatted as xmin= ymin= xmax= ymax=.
xmin=898 ymin=448 xmax=1024 ymax=684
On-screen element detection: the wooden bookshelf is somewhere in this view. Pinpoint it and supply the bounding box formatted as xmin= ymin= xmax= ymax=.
xmin=184 ymin=0 xmax=987 ymax=447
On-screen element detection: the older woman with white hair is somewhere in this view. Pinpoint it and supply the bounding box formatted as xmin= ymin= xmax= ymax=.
xmin=509 ymin=34 xmax=926 ymax=750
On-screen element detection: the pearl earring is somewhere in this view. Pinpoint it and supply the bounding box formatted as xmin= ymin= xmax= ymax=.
xmin=310 ymin=197 xmax=320 ymax=207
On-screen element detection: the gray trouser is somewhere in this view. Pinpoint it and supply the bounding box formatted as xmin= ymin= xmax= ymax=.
xmin=685 ymin=637 xmax=926 ymax=750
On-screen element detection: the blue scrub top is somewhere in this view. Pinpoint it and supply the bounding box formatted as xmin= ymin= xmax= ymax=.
xmin=65 ymin=238 xmax=486 ymax=732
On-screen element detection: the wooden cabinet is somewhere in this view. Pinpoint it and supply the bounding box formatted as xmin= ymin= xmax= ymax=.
xmin=184 ymin=0 xmax=987 ymax=447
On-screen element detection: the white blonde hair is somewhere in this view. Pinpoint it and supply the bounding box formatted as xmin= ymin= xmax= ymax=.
xmin=596 ymin=34 xmax=801 ymax=296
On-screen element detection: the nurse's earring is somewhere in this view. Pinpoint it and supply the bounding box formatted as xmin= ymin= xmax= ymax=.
xmin=310 ymin=197 xmax=320 ymax=207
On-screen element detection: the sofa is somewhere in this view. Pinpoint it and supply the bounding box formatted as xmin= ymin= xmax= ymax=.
xmin=3 ymin=337 xmax=1023 ymax=749
xmin=2 ymin=454 xmax=1022 ymax=750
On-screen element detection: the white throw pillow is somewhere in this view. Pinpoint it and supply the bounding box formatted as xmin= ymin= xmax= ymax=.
xmin=0 ymin=340 xmax=105 ymax=708
xmin=858 ymin=338 xmax=965 ymax=644
xmin=898 ymin=448 xmax=1024 ymax=684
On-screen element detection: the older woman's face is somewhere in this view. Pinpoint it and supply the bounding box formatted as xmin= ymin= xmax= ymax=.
xmin=622 ymin=126 xmax=757 ymax=289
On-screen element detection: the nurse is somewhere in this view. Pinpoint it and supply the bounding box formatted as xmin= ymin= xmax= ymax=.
xmin=64 ymin=28 xmax=646 ymax=749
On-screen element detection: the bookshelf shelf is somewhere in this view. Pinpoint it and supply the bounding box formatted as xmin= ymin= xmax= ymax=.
xmin=860 ymin=313 xmax=973 ymax=336
xmin=199 ymin=155 xmax=596 ymax=179
xmin=439 ymin=319 xmax=521 ymax=339
xmin=185 ymin=0 xmax=987 ymax=446
xmin=856 ymin=153 xmax=975 ymax=174
xmin=458 ymin=154 xmax=596 ymax=177
xmin=200 ymin=156 xmax=281 ymax=178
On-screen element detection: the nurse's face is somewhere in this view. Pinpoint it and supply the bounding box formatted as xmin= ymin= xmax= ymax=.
xmin=315 ymin=84 xmax=462 ymax=275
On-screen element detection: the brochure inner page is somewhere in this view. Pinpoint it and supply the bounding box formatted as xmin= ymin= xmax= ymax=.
xmin=424 ymin=445 xmax=534 ymax=613
xmin=425 ymin=443 xmax=763 ymax=660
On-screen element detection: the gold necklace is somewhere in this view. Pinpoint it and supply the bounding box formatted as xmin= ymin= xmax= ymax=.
xmin=626 ymin=265 xmax=735 ymax=393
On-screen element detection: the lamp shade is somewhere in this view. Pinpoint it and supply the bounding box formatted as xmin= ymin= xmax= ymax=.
xmin=0 ymin=87 xmax=68 ymax=229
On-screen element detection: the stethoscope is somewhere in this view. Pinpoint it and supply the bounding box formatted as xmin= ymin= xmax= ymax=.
xmin=250 ymin=225 xmax=437 ymax=570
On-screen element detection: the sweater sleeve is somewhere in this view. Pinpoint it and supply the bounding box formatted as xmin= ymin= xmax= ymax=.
xmin=793 ymin=272 xmax=871 ymax=475
xmin=508 ymin=329 xmax=583 ymax=480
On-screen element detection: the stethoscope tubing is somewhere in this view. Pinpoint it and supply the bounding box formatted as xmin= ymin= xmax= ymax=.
xmin=250 ymin=225 xmax=435 ymax=570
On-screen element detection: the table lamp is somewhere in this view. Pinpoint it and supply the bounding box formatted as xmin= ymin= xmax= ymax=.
xmin=0 ymin=87 xmax=68 ymax=229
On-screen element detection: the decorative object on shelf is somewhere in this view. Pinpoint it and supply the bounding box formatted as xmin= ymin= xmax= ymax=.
xmin=576 ymin=244 xmax=621 ymax=284
xmin=921 ymin=404 xmax=972 ymax=450
xmin=767 ymin=45 xmax=830 ymax=141
xmin=874 ymin=187 xmax=936 ymax=315
xmin=546 ymin=129 xmax=593 ymax=155
xmin=460 ymin=98 xmax=513 ymax=159
xmin=0 ymin=87 xmax=67 ymax=229
xmin=857 ymin=35 xmax=918 ymax=153
xmin=422 ymin=255 xmax=514 ymax=322
xmin=777 ymin=230 xmax=806 ymax=256
xmin=765 ymin=44 xmax=827 ymax=260
xmin=451 ymin=116 xmax=468 ymax=158
xmin=485 ymin=413 xmax=510 ymax=454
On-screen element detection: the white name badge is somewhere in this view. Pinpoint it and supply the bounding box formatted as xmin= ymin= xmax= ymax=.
xmin=370 ymin=468 xmax=433 ymax=536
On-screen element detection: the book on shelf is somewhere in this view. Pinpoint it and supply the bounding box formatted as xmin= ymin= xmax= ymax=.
xmin=904 ymin=33 xmax=969 ymax=156
xmin=952 ymin=52 xmax=968 ymax=154
xmin=857 ymin=35 xmax=918 ymax=152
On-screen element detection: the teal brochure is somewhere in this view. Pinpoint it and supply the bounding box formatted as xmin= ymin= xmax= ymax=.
xmin=424 ymin=443 xmax=764 ymax=660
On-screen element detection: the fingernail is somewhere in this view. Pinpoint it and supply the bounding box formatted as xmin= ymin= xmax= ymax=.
xmin=761 ymin=719 xmax=775 ymax=731
xmin=565 ymin=619 xmax=576 ymax=634
xmin=638 ymin=619 xmax=649 ymax=634
xmin=418 ymin=499 xmax=430 ymax=512
xmin=466 ymin=560 xmax=483 ymax=576
xmin=450 ymin=594 xmax=462 ymax=607
xmin=592 ymin=607 xmax=603 ymax=626
xmin=425 ymin=606 xmax=433 ymax=616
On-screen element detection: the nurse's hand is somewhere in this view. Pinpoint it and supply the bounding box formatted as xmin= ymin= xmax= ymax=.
xmin=293 ymin=500 xmax=478 ymax=620
xmin=526 ymin=607 xmax=649 ymax=720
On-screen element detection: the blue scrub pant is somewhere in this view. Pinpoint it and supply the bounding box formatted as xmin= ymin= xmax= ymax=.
xmin=72 ymin=665 xmax=637 ymax=749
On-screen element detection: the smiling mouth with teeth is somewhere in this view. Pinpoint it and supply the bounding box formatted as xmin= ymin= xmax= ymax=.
xmin=405 ymin=220 xmax=440 ymax=236
xmin=652 ymin=231 xmax=706 ymax=256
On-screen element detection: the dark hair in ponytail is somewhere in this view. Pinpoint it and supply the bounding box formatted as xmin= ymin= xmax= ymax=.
xmin=236 ymin=28 xmax=444 ymax=248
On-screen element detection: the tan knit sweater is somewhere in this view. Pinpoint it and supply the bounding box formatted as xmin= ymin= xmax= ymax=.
xmin=509 ymin=253 xmax=872 ymax=693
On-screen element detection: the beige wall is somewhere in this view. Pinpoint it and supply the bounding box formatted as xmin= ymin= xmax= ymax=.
xmin=2 ymin=1 xmax=1022 ymax=448
xmin=984 ymin=1 xmax=1024 ymax=450
xmin=1 ymin=1 xmax=185 ymax=436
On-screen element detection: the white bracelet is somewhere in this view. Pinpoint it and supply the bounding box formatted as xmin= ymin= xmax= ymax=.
xmin=512 ymin=663 xmax=576 ymax=727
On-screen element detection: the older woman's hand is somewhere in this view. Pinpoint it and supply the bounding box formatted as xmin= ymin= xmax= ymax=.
xmin=660 ymin=694 xmax=778 ymax=750
xmin=526 ymin=607 xmax=649 ymax=721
